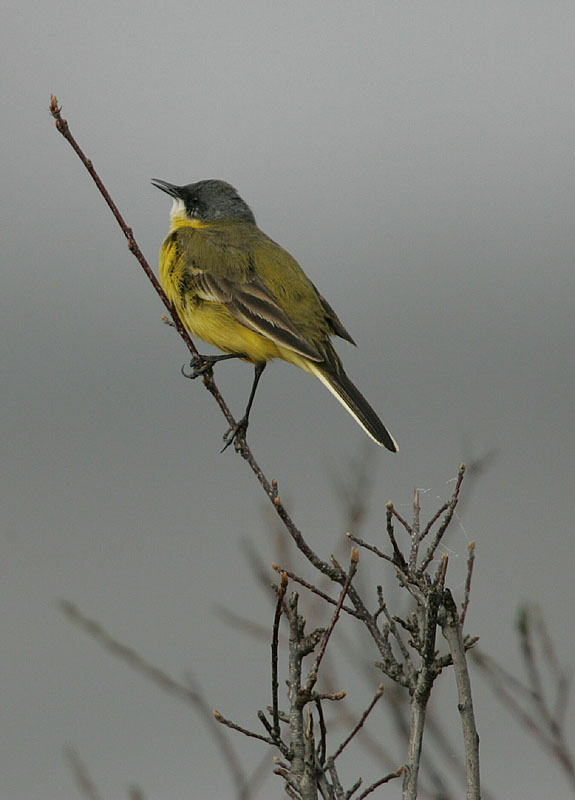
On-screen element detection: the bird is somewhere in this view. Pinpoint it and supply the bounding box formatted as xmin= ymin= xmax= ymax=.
xmin=152 ymin=178 xmax=398 ymax=452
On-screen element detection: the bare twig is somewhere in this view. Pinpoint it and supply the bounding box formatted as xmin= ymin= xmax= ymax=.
xmin=64 ymin=747 xmax=104 ymax=800
xmin=356 ymin=766 xmax=403 ymax=799
xmin=329 ymin=684 xmax=384 ymax=761
xmin=385 ymin=503 xmax=408 ymax=569
xmin=271 ymin=564 xmax=361 ymax=620
xmin=408 ymin=488 xmax=422 ymax=572
xmin=60 ymin=601 xmax=252 ymax=797
xmin=346 ymin=532 xmax=396 ymax=566
xmin=387 ymin=504 xmax=413 ymax=537
xmin=214 ymin=710 xmax=275 ymax=746
xmin=375 ymin=589 xmax=413 ymax=669
xmin=315 ymin=697 xmax=328 ymax=766
xmin=474 ymin=607 xmax=575 ymax=794
xmin=307 ymin=550 xmax=359 ymax=689
xmin=48 ymin=96 xmax=238 ymax=432
xmin=421 ymin=501 xmax=450 ymax=541
xmin=60 ymin=601 xmax=200 ymax=702
xmin=272 ymin=572 xmax=289 ymax=738
xmin=418 ymin=465 xmax=466 ymax=574
xmin=460 ymin=541 xmax=476 ymax=627
xmin=440 ymin=590 xmax=481 ymax=800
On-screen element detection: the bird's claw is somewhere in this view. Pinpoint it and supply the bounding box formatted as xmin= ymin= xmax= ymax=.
xmin=181 ymin=353 xmax=248 ymax=380
xmin=181 ymin=357 xmax=213 ymax=379
xmin=221 ymin=419 xmax=249 ymax=454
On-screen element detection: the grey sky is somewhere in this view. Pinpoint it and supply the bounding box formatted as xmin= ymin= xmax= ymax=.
xmin=3 ymin=2 xmax=575 ymax=797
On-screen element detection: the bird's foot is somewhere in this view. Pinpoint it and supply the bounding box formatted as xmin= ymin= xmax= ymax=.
xmin=181 ymin=356 xmax=211 ymax=379
xmin=221 ymin=418 xmax=249 ymax=454
xmin=181 ymin=353 xmax=247 ymax=380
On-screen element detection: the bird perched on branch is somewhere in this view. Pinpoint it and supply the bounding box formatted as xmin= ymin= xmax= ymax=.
xmin=152 ymin=178 xmax=398 ymax=452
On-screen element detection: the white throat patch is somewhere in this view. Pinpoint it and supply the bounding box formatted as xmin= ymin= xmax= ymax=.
xmin=170 ymin=197 xmax=187 ymax=218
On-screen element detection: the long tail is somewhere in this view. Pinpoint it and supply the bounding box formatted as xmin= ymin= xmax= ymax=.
xmin=306 ymin=361 xmax=399 ymax=452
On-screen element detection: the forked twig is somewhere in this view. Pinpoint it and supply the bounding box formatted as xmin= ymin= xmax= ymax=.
xmin=306 ymin=549 xmax=359 ymax=689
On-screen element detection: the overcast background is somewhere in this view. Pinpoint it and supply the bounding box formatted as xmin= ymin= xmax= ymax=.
xmin=3 ymin=2 xmax=575 ymax=798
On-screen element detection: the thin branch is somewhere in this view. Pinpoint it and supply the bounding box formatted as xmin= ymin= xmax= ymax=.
xmin=64 ymin=747 xmax=104 ymax=800
xmin=356 ymin=767 xmax=403 ymax=799
xmin=440 ymin=590 xmax=480 ymax=800
xmin=475 ymin=609 xmax=575 ymax=793
xmin=271 ymin=564 xmax=362 ymax=620
xmin=306 ymin=550 xmax=359 ymax=689
xmin=420 ymin=501 xmax=449 ymax=541
xmin=257 ymin=709 xmax=277 ymax=739
xmin=346 ymin=532 xmax=396 ymax=566
xmin=518 ymin=606 xmax=547 ymax=720
xmin=345 ymin=776 xmax=363 ymax=799
xmin=315 ymin=697 xmax=328 ymax=766
xmin=214 ymin=606 xmax=271 ymax=639
xmin=60 ymin=601 xmax=201 ymax=702
xmin=385 ymin=503 xmax=408 ymax=569
xmin=49 ymin=97 xmax=189 ymax=347
xmin=60 ymin=601 xmax=251 ymax=796
xmin=387 ymin=504 xmax=413 ymax=537
xmin=376 ymin=589 xmax=413 ymax=669
xmin=408 ymin=487 xmax=421 ymax=572
xmin=330 ymin=684 xmax=384 ymax=761
xmin=460 ymin=541 xmax=476 ymax=627
xmin=272 ymin=573 xmax=289 ymax=738
xmin=418 ymin=464 xmax=466 ymax=574
xmin=213 ymin=710 xmax=275 ymax=747
xmin=48 ymin=96 xmax=237 ymax=430
xmin=534 ymin=613 xmax=572 ymax=733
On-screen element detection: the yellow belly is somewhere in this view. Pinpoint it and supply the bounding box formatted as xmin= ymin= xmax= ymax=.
xmin=159 ymin=232 xmax=317 ymax=370
xmin=176 ymin=298 xmax=283 ymax=364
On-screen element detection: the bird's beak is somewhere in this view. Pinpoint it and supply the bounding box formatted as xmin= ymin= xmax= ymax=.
xmin=151 ymin=179 xmax=181 ymax=198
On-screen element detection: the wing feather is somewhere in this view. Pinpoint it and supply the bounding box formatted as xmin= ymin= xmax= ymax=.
xmin=196 ymin=272 xmax=322 ymax=361
xmin=171 ymin=226 xmax=349 ymax=362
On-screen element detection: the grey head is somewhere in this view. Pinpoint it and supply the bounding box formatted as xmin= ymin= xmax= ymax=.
xmin=151 ymin=178 xmax=256 ymax=224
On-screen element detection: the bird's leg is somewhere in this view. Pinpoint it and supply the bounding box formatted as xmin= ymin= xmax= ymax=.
xmin=222 ymin=363 xmax=267 ymax=453
xmin=181 ymin=353 xmax=247 ymax=379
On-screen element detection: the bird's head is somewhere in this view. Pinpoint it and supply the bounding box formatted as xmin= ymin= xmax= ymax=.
xmin=151 ymin=178 xmax=256 ymax=227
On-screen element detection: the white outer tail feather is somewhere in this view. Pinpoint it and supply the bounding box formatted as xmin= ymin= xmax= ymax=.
xmin=305 ymin=362 xmax=399 ymax=451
